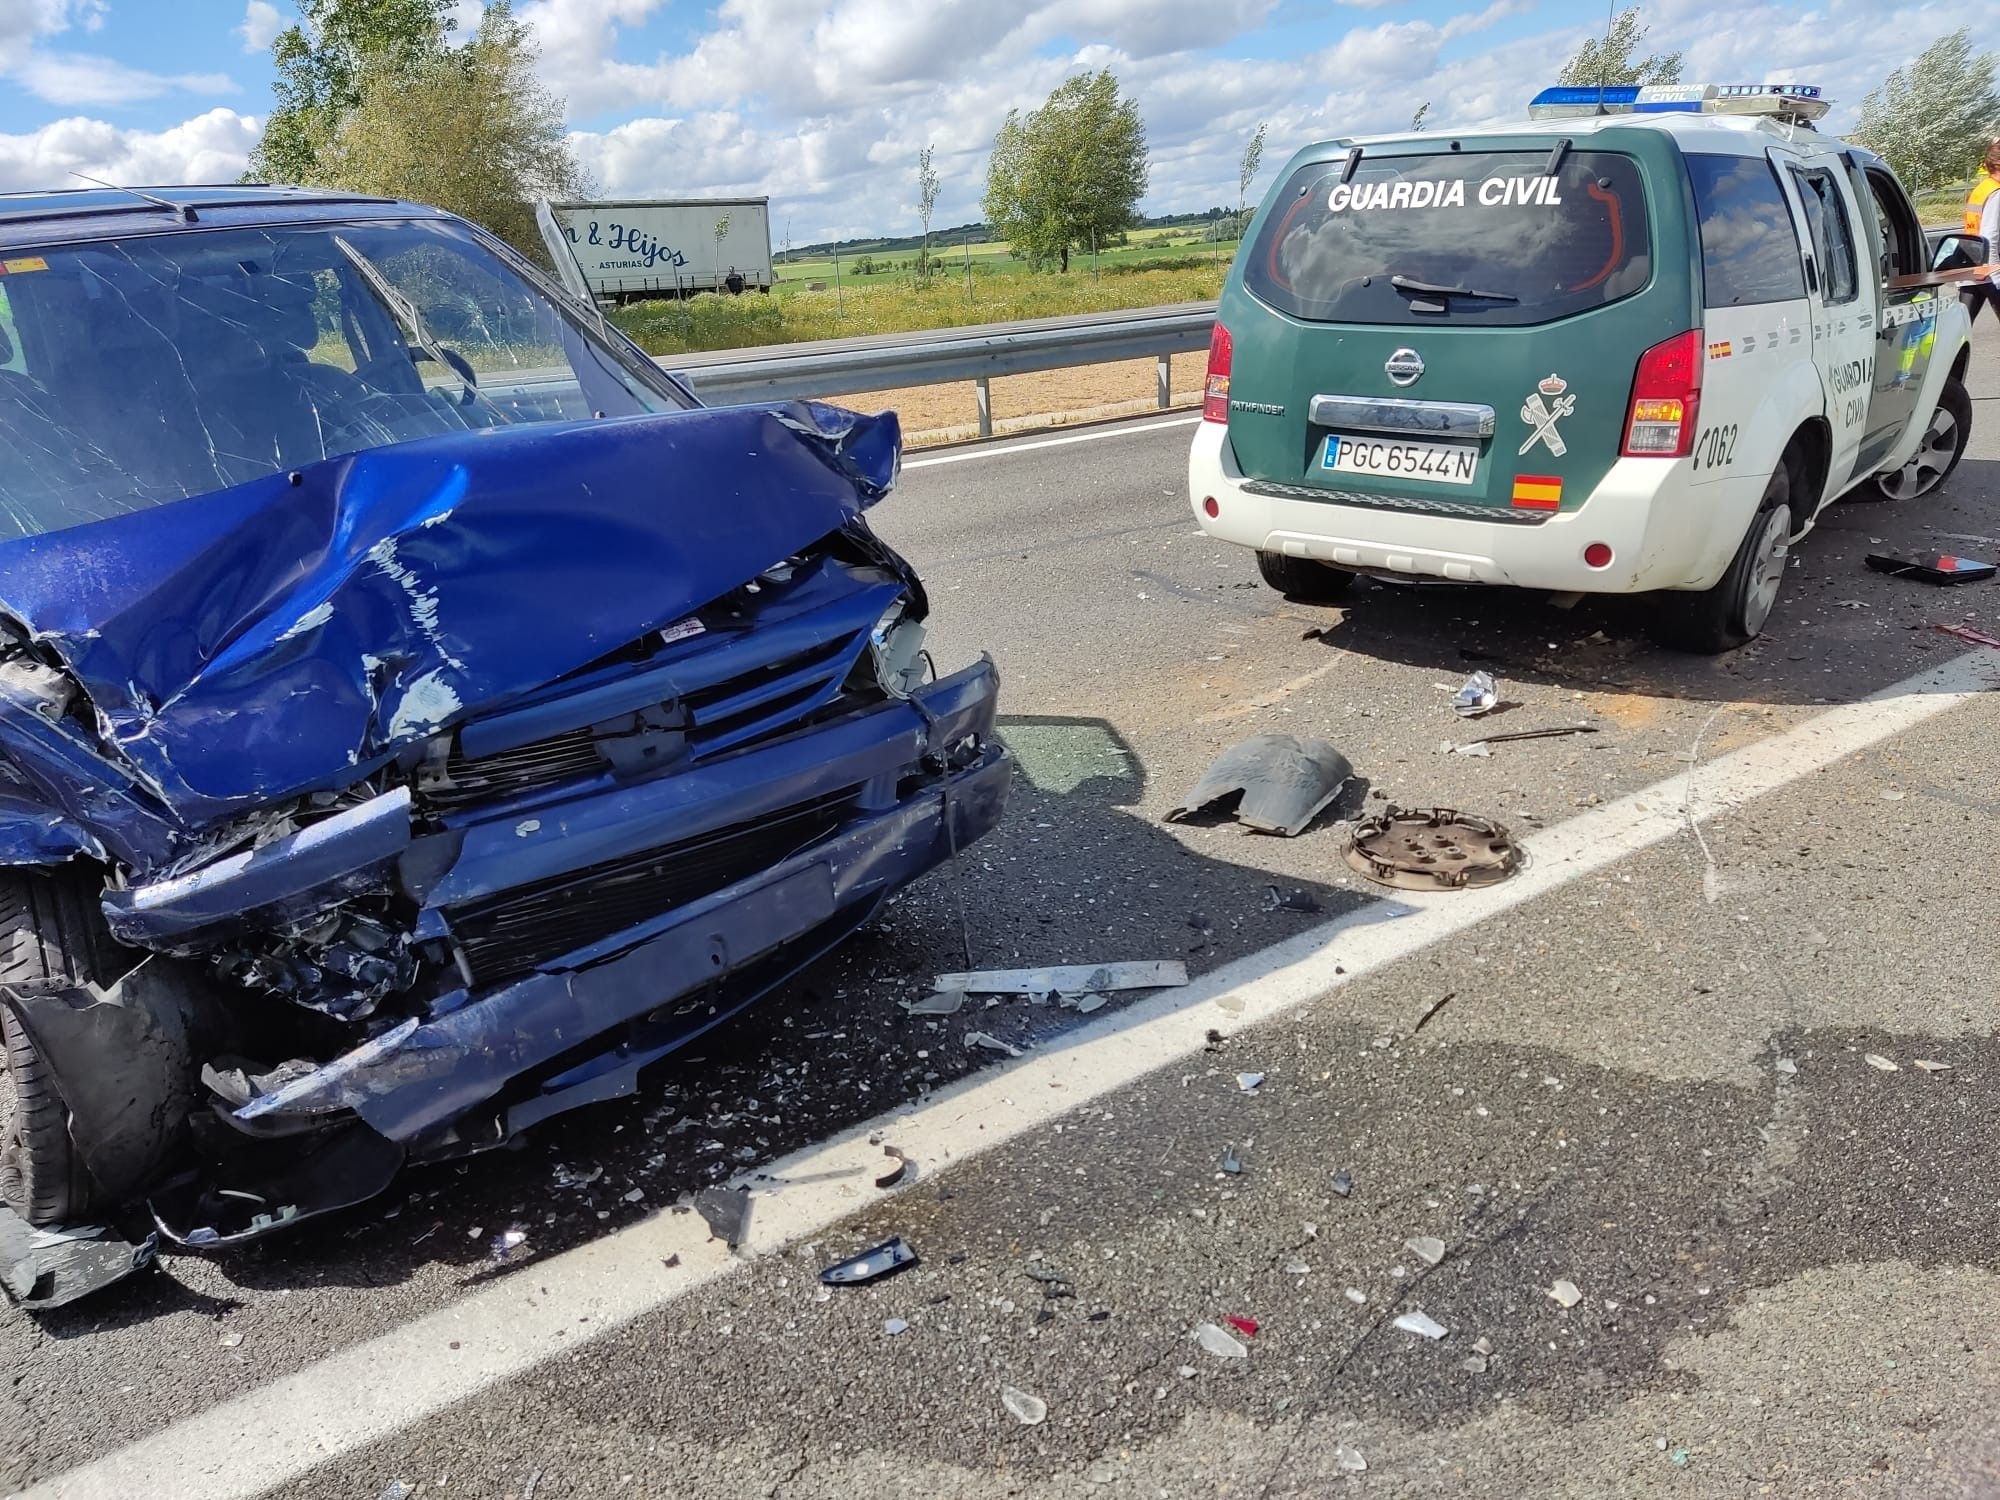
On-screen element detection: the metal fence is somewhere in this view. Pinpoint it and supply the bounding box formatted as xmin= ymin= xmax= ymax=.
xmin=668 ymin=303 xmax=1218 ymax=437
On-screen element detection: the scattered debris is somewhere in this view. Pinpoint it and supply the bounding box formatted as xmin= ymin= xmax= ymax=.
xmin=1263 ymin=884 xmax=1323 ymax=914
xmin=1336 ymin=1445 xmax=1369 ymax=1473
xmin=1450 ymin=725 xmax=1600 ymax=754
xmin=552 ymin=1163 xmax=604 ymax=1190
xmin=1085 ymin=1458 xmax=1121 ymax=1485
xmin=1330 ymin=1168 xmax=1353 ymax=1198
xmin=1936 ymin=622 xmax=2000 ymax=649
xmin=1473 ymin=1336 xmax=1493 ymax=1356
xmin=965 ymin=1030 xmax=1024 ymax=1058
xmin=1773 ymin=1057 xmax=1798 ymax=1076
xmin=935 ymin=962 xmax=1188 ymax=995
xmin=1866 ymin=551 xmax=1996 ymax=584
xmin=217 ymin=1327 xmax=244 ymax=1348
xmin=1915 ymin=1059 xmax=1953 ymax=1074
xmin=1864 ymin=1053 xmax=1900 ymax=1073
xmin=901 ymin=990 xmax=968 ymax=1017
xmin=1345 ymin=1288 xmax=1367 ymax=1305
xmin=1166 ymin=735 xmax=1355 ymax=836
xmin=1284 ymin=1258 xmax=1310 ymax=1275
xmin=622 ymin=1187 xmax=645 ymax=1204
xmin=1441 ymin=739 xmax=1493 ymax=757
xmin=1193 ymin=1321 xmax=1250 ymax=1359
xmin=1392 ymin=1309 xmax=1448 ymax=1340
xmin=0 ymin=1209 xmax=157 ymax=1309
xmin=376 ymin=1484 xmax=414 ymax=1500
xmin=1001 ymin=1385 xmax=1048 ymax=1425
xmin=1669 ymin=1447 xmax=1691 ymax=1468
xmin=883 ymin=1318 xmax=910 ymax=1337
xmin=1410 ymin=992 xmax=1455 ymax=1036
xmin=694 ymin=1187 xmax=752 ymax=1247
xmin=1221 ymin=1145 xmax=1244 ymax=1175
xmin=1405 ymin=1236 xmax=1447 ymax=1267
xmin=1236 ymin=1072 xmax=1265 ymax=1093
xmin=1224 ymin=1314 xmax=1260 ymax=1338
xmin=1549 ymin=1279 xmax=1582 ymax=1308
xmin=1344 ymin=807 xmax=1522 ymax=891
xmin=1069 ymin=993 xmax=1108 ymax=1014
xmin=1451 ymin=670 xmax=1500 ymax=718
xmin=820 ymin=1237 xmax=919 ymax=1286
xmin=1462 ymin=1352 xmax=1489 ymax=1373
xmin=875 ymin=1147 xmax=911 ymax=1190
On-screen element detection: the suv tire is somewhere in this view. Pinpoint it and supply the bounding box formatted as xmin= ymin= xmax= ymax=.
xmin=1256 ymin=551 xmax=1357 ymax=602
xmin=1864 ymin=377 xmax=1971 ymax=501
xmin=0 ymin=868 xmax=121 ymax=1226
xmin=1651 ymin=464 xmax=1794 ymax=654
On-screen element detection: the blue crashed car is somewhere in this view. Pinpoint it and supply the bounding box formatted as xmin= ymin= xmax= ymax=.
xmin=0 ymin=187 xmax=1007 ymax=1303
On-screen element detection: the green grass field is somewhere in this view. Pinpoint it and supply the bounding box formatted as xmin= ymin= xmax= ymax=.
xmin=772 ymin=228 xmax=1240 ymax=288
xmin=612 ymin=258 xmax=1233 ymax=357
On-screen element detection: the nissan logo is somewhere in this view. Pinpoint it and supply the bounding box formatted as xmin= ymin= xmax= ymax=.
xmin=1385 ymin=348 xmax=1424 ymax=386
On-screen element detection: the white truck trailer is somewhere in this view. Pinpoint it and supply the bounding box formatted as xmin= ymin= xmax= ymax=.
xmin=545 ymin=198 xmax=773 ymax=301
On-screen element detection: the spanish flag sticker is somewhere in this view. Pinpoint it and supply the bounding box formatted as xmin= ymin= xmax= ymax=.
xmin=1511 ymin=474 xmax=1561 ymax=511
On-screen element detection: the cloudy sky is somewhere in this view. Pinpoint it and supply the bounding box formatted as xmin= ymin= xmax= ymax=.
xmin=0 ymin=0 xmax=1979 ymax=241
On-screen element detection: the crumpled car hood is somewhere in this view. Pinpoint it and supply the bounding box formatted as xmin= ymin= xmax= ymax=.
xmin=0 ymin=401 xmax=899 ymax=831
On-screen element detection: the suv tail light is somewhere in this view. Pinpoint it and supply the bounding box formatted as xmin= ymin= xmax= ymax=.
xmin=1202 ymin=323 xmax=1233 ymax=423
xmin=1623 ymin=329 xmax=1701 ymax=457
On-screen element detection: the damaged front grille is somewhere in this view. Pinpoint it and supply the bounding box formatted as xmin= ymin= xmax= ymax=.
xmin=423 ymin=729 xmax=604 ymax=813
xmin=448 ymin=789 xmax=858 ymax=987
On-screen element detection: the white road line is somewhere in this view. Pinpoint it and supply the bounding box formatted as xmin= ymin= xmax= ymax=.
xmin=18 ymin=650 xmax=1994 ymax=1500
xmin=904 ymin=414 xmax=1200 ymax=468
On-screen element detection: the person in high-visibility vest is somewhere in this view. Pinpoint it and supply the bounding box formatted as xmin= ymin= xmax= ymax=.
xmin=1963 ymin=142 xmax=2000 ymax=323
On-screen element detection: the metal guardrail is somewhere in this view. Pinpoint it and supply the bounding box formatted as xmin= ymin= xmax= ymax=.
xmin=668 ymin=303 xmax=1218 ymax=437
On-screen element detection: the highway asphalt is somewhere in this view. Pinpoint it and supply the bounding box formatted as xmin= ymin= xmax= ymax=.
xmin=6 ymin=345 xmax=2000 ymax=1500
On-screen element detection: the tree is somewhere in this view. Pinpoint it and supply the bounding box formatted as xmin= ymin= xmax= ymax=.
xmin=916 ymin=144 xmax=940 ymax=287
xmin=1410 ymin=102 xmax=1431 ymax=132
xmin=1556 ymin=6 xmax=1683 ymax=90
xmin=311 ymin=4 xmax=591 ymax=260
xmin=1237 ymin=122 xmax=1266 ymax=242
xmin=983 ymin=70 xmax=1149 ymax=273
xmin=1853 ymin=30 xmax=2000 ymax=196
xmin=247 ymin=0 xmax=458 ymax=183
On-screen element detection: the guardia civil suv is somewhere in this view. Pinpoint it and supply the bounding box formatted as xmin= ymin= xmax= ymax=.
xmin=1191 ymin=83 xmax=1979 ymax=652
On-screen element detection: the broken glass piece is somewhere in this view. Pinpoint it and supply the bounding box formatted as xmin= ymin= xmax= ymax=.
xmin=694 ymin=1187 xmax=752 ymax=1248
xmin=1774 ymin=1057 xmax=1798 ymax=1075
xmin=1223 ymin=1314 xmax=1259 ymax=1338
xmin=883 ymin=1317 xmax=909 ymax=1336
xmin=1166 ymin=735 xmax=1354 ymax=837
xmin=552 ymin=1163 xmax=603 ymax=1190
xmin=1085 ymin=1458 xmax=1120 ymax=1484
xmin=1405 ymin=1235 xmax=1446 ymax=1266
xmin=1001 ymin=1385 xmax=1047 ymax=1424
xmin=934 ymin=962 xmax=1188 ymax=995
xmin=1549 ymin=1279 xmax=1582 ymax=1308
xmin=490 ymin=1226 xmax=528 ymax=1262
xmin=1284 ymin=1258 xmax=1310 ymax=1275
xmin=820 ymin=1236 xmax=919 ymax=1286
xmin=1236 ymin=1072 xmax=1264 ymax=1093
xmin=1331 ymin=1168 xmax=1353 ymax=1198
xmin=965 ymin=1030 xmax=1023 ymax=1058
xmin=377 ymin=1484 xmax=414 ymax=1500
xmin=1864 ymin=1053 xmax=1899 ymax=1072
xmin=1193 ymin=1321 xmax=1249 ymax=1358
xmin=1336 ymin=1445 xmax=1368 ymax=1473
xmin=1451 ymin=670 xmax=1499 ymax=717
xmin=1221 ymin=1145 xmax=1243 ymax=1175
xmin=1473 ymin=1336 xmax=1493 ymax=1355
xmin=1074 ymin=994 xmax=1107 ymax=1015
xmin=1915 ymin=1059 xmax=1952 ymax=1073
xmin=901 ymin=990 xmax=967 ymax=1017
xmin=1462 ymin=1352 xmax=1488 ymax=1373
xmin=217 ymin=1327 xmax=244 ymax=1348
xmin=1344 ymin=1288 xmax=1367 ymax=1305
xmin=1393 ymin=1309 xmax=1447 ymax=1340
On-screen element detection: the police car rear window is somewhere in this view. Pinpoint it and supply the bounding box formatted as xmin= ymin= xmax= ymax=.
xmin=1244 ymin=151 xmax=1651 ymax=326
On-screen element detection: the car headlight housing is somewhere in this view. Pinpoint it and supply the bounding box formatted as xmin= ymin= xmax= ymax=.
xmin=869 ymin=600 xmax=928 ymax=699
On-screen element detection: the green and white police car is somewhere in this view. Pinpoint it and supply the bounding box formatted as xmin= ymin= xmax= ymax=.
xmin=1191 ymin=82 xmax=1980 ymax=651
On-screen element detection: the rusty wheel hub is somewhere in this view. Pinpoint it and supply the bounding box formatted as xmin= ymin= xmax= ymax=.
xmin=1343 ymin=806 xmax=1522 ymax=891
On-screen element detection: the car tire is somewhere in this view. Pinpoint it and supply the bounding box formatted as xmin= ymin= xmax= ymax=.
xmin=1256 ymin=551 xmax=1357 ymax=602
xmin=0 ymin=868 xmax=121 ymax=1226
xmin=1651 ymin=464 xmax=1795 ymax=655
xmin=1864 ymin=378 xmax=1972 ymax=501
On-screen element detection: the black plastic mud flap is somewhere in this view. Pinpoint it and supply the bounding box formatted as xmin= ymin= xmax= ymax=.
xmin=0 ymin=1204 xmax=157 ymax=1309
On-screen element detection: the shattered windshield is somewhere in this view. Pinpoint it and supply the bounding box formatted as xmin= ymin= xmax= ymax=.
xmin=0 ymin=217 xmax=683 ymax=541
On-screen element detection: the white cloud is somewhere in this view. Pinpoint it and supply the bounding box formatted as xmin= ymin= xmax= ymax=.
xmin=0 ymin=107 xmax=261 ymax=191
xmin=13 ymin=51 xmax=235 ymax=104
xmin=236 ymin=0 xmax=283 ymax=53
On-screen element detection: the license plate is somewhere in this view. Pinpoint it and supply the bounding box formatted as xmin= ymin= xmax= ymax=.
xmin=1321 ymin=434 xmax=1478 ymax=486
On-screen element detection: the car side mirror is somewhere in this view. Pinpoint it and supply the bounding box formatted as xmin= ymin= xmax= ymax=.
xmin=1931 ymin=232 xmax=1989 ymax=272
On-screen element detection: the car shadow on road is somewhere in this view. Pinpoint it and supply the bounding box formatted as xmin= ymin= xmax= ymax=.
xmin=1283 ymin=462 xmax=2000 ymax=708
xmin=25 ymin=716 xmax=1379 ymax=1327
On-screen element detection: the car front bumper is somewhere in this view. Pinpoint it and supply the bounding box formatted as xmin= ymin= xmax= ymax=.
xmin=205 ymin=657 xmax=1009 ymax=1146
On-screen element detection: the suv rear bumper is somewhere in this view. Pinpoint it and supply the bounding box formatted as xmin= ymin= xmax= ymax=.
xmin=1188 ymin=423 xmax=1759 ymax=593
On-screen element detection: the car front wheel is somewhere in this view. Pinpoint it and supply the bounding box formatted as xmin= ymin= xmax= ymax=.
xmin=1868 ymin=378 xmax=1971 ymax=501
xmin=1651 ymin=465 xmax=1794 ymax=654
xmin=1256 ymin=551 xmax=1357 ymax=602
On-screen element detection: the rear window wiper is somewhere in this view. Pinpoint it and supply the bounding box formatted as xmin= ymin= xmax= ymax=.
xmin=1390 ymin=274 xmax=1519 ymax=304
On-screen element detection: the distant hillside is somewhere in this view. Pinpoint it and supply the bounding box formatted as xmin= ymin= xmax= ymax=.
xmin=776 ymin=208 xmax=1235 ymax=262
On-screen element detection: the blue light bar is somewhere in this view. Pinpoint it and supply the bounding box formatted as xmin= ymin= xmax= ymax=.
xmin=1527 ymin=81 xmax=1828 ymax=122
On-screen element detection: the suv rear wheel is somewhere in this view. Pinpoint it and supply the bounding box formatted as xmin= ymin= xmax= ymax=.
xmin=1651 ymin=464 xmax=1794 ymax=655
xmin=1256 ymin=552 xmax=1357 ymax=602
xmin=1866 ymin=378 xmax=1971 ymax=501
xmin=0 ymin=869 xmax=120 ymax=1226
